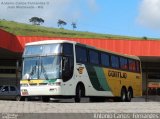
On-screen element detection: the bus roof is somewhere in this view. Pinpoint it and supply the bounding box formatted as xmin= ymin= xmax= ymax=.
xmin=25 ymin=40 xmax=77 ymax=46
xmin=25 ymin=40 xmax=139 ymax=60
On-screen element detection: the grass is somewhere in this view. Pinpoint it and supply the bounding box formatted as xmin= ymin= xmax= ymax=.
xmin=0 ymin=20 xmax=155 ymax=40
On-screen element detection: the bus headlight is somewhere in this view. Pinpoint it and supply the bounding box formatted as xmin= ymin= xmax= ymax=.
xmin=55 ymin=82 xmax=61 ymax=86
xmin=21 ymin=83 xmax=28 ymax=87
xmin=48 ymin=82 xmax=61 ymax=86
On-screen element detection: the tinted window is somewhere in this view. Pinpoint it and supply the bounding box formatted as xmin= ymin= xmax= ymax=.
xmin=120 ymin=57 xmax=128 ymax=70
xmin=129 ymin=59 xmax=136 ymax=71
xmin=63 ymin=44 xmax=73 ymax=56
xmin=62 ymin=44 xmax=74 ymax=82
xmin=89 ymin=50 xmax=99 ymax=65
xmin=111 ymin=55 xmax=119 ymax=68
xmin=10 ymin=86 xmax=16 ymax=91
xmin=101 ymin=53 xmax=110 ymax=67
xmin=76 ymin=46 xmax=87 ymax=63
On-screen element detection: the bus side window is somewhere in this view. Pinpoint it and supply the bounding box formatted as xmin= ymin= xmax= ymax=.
xmin=128 ymin=59 xmax=136 ymax=72
xmin=111 ymin=55 xmax=119 ymax=68
xmin=89 ymin=50 xmax=99 ymax=65
xmin=75 ymin=46 xmax=87 ymax=63
xmin=62 ymin=43 xmax=74 ymax=82
xmin=120 ymin=57 xmax=128 ymax=70
xmin=101 ymin=53 xmax=110 ymax=67
xmin=136 ymin=61 xmax=140 ymax=72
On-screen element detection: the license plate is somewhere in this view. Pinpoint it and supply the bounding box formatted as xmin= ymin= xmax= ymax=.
xmin=22 ymin=91 xmax=28 ymax=96
xmin=22 ymin=89 xmax=28 ymax=96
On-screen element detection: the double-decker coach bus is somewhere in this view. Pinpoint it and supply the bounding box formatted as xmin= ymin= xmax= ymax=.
xmin=20 ymin=40 xmax=142 ymax=102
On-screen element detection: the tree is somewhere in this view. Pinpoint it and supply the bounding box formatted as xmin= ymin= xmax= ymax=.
xmin=142 ymin=36 xmax=147 ymax=40
xmin=29 ymin=17 xmax=44 ymax=25
xmin=71 ymin=22 xmax=77 ymax=30
xmin=38 ymin=18 xmax=44 ymax=25
xmin=57 ymin=19 xmax=67 ymax=28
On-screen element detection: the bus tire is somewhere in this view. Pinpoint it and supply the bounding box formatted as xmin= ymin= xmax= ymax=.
xmin=126 ymin=88 xmax=133 ymax=102
xmin=42 ymin=97 xmax=50 ymax=102
xmin=75 ymin=85 xmax=82 ymax=103
xmin=120 ymin=87 xmax=127 ymax=102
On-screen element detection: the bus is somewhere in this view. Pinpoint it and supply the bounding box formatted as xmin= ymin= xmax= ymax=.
xmin=20 ymin=40 xmax=142 ymax=102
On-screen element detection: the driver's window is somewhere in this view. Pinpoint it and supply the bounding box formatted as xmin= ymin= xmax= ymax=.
xmin=62 ymin=43 xmax=74 ymax=82
xmin=23 ymin=58 xmax=39 ymax=79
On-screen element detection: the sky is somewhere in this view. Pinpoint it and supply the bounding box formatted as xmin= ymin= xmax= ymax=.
xmin=1 ymin=0 xmax=160 ymax=38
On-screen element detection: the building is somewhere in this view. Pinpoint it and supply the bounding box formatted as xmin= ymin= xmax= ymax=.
xmin=1 ymin=29 xmax=160 ymax=94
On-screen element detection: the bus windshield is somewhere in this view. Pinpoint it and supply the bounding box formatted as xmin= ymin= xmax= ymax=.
xmin=22 ymin=56 xmax=61 ymax=80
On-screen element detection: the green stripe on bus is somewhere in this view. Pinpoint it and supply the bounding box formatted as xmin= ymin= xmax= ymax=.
xmin=94 ymin=67 xmax=110 ymax=91
xmin=86 ymin=65 xmax=104 ymax=91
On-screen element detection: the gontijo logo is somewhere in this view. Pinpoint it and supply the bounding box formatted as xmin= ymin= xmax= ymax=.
xmin=108 ymin=70 xmax=127 ymax=79
xmin=77 ymin=67 xmax=84 ymax=74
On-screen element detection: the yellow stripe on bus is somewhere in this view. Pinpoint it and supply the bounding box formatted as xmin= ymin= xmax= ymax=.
xmin=20 ymin=79 xmax=44 ymax=84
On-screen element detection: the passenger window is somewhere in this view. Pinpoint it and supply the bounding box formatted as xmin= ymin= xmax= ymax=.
xmin=76 ymin=46 xmax=87 ymax=63
xmin=120 ymin=57 xmax=128 ymax=70
xmin=89 ymin=50 xmax=99 ymax=65
xmin=111 ymin=55 xmax=119 ymax=68
xmin=63 ymin=43 xmax=73 ymax=56
xmin=10 ymin=86 xmax=16 ymax=91
xmin=129 ymin=59 xmax=136 ymax=71
xmin=101 ymin=53 xmax=110 ymax=67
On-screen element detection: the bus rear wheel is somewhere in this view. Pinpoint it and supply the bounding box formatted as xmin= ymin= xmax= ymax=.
xmin=126 ymin=88 xmax=133 ymax=102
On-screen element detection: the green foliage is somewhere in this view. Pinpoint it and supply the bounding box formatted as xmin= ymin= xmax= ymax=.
xmin=29 ymin=17 xmax=44 ymax=25
xmin=142 ymin=36 xmax=147 ymax=40
xmin=71 ymin=22 xmax=77 ymax=30
xmin=57 ymin=19 xmax=67 ymax=28
xmin=0 ymin=20 xmax=154 ymax=40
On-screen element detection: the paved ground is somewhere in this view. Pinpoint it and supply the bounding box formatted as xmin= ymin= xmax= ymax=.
xmin=0 ymin=97 xmax=159 ymax=113
xmin=0 ymin=97 xmax=159 ymax=119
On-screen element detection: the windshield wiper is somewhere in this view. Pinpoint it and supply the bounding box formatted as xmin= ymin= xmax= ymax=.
xmin=30 ymin=65 xmax=36 ymax=76
xmin=28 ymin=60 xmax=38 ymax=80
xmin=28 ymin=65 xmax=37 ymax=80
xmin=41 ymin=62 xmax=49 ymax=80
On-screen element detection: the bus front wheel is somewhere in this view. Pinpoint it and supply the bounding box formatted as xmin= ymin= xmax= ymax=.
xmin=120 ymin=87 xmax=127 ymax=102
xmin=74 ymin=85 xmax=82 ymax=103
